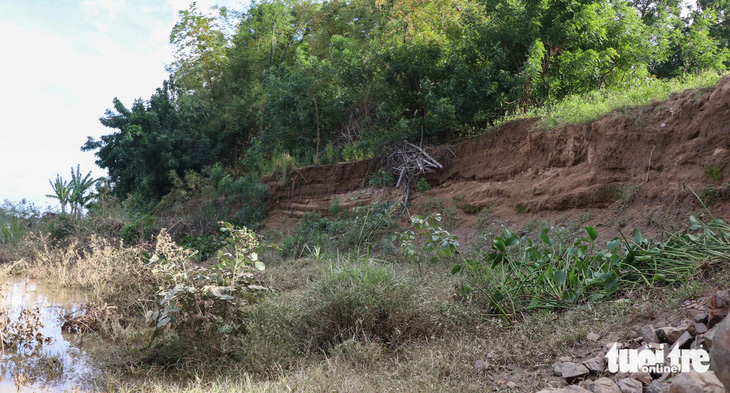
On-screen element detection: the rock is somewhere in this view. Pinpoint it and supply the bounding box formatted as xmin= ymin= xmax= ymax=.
xmin=553 ymin=363 xmax=563 ymax=376
xmin=605 ymin=342 xmax=624 ymax=352
xmin=671 ymin=331 xmax=694 ymax=350
xmin=642 ymin=325 xmax=660 ymax=344
xmin=474 ymin=359 xmax=487 ymax=371
xmin=593 ymin=377 xmax=621 ymax=393
xmin=536 ymin=386 xmax=592 ymax=393
xmin=559 ymin=355 xmax=573 ymax=362
xmin=711 ymin=315 xmax=730 ymax=389
xmin=694 ymin=312 xmax=709 ymax=324
xmin=694 ymin=323 xmax=708 ymax=335
xmin=705 ymin=324 xmax=720 ymax=350
xmin=669 ymin=370 xmax=725 ymax=393
xmin=561 ymin=362 xmax=589 ymax=382
xmin=708 ymin=308 xmax=728 ymax=329
xmin=629 ymin=371 xmax=652 ymax=385
xmin=616 ymin=378 xmax=643 ymax=393
xmin=583 ymin=355 xmax=605 ymax=374
xmin=506 ymin=381 xmax=517 ymax=389
xmin=646 ymin=381 xmax=669 ymax=393
xmin=711 ymin=290 xmax=729 ymax=309
xmin=587 ymin=332 xmax=601 ymax=342
xmin=657 ymin=327 xmax=686 ymax=343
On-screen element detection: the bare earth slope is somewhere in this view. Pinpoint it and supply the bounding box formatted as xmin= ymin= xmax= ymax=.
xmin=263 ymin=75 xmax=730 ymax=241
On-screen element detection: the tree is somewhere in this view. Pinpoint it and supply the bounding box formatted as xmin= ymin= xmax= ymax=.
xmin=46 ymin=175 xmax=71 ymax=214
xmin=46 ymin=166 xmax=97 ymax=217
xmin=82 ymin=83 xmax=215 ymax=204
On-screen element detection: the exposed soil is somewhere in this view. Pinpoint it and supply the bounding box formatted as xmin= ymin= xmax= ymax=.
xmin=263 ymin=75 xmax=730 ymax=242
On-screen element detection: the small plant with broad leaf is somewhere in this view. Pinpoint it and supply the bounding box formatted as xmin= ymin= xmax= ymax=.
xmin=394 ymin=214 xmax=459 ymax=275
xmin=452 ymin=216 xmax=730 ymax=322
xmin=146 ymin=222 xmax=274 ymax=349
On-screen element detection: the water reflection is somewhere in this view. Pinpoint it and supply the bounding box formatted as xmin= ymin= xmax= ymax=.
xmin=0 ymin=278 xmax=95 ymax=392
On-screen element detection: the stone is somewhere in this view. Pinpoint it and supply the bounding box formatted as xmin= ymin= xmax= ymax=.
xmin=587 ymin=332 xmax=601 ymax=342
xmin=669 ymin=370 xmax=725 ymax=393
xmin=553 ymin=363 xmax=563 ymax=376
xmin=670 ymin=331 xmax=694 ymax=350
xmin=616 ymin=378 xmax=643 ymax=393
xmin=583 ymin=355 xmax=605 ymax=374
xmin=694 ymin=323 xmax=708 ymax=335
xmin=559 ymin=355 xmax=573 ymax=362
xmin=711 ymin=315 xmax=730 ymax=389
xmin=657 ymin=327 xmax=685 ymax=344
xmin=705 ymin=324 xmax=720 ymax=350
xmin=694 ymin=312 xmax=709 ymax=324
xmin=561 ymin=362 xmax=589 ymax=382
xmin=646 ymin=381 xmax=669 ymax=393
xmin=708 ymin=308 xmax=728 ymax=329
xmin=593 ymin=377 xmax=621 ymax=393
xmin=642 ymin=325 xmax=660 ymax=344
xmin=506 ymin=381 xmax=517 ymax=388
xmin=629 ymin=371 xmax=652 ymax=385
xmin=536 ymin=386 xmax=592 ymax=393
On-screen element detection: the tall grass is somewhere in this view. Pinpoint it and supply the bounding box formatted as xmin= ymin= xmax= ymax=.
xmin=496 ymin=70 xmax=723 ymax=130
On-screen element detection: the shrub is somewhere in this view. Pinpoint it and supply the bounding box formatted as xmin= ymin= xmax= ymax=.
xmin=368 ymin=170 xmax=394 ymax=188
xmin=280 ymin=202 xmax=399 ymax=258
xmin=394 ymin=213 xmax=459 ymax=275
xmin=416 ymin=177 xmax=431 ymax=192
xmin=146 ymin=222 xmax=271 ymax=352
xmin=299 ymin=261 xmax=437 ymax=351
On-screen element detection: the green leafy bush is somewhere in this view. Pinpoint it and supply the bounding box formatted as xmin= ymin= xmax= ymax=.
xmin=368 ymin=170 xmax=394 ymax=188
xmin=452 ymin=217 xmax=730 ymax=320
xmin=416 ymin=177 xmax=431 ymax=193
xmin=395 ymin=213 xmax=459 ymax=275
xmin=147 ymin=222 xmax=272 ymax=351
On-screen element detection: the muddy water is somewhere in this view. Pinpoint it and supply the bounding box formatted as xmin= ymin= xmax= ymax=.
xmin=0 ymin=279 xmax=97 ymax=392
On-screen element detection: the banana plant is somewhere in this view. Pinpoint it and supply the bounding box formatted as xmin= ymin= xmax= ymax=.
xmin=45 ymin=175 xmax=71 ymax=214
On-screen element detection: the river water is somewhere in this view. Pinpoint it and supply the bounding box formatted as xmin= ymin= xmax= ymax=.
xmin=0 ymin=278 xmax=96 ymax=392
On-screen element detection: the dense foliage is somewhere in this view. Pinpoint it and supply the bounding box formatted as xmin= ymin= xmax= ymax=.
xmin=83 ymin=0 xmax=730 ymax=209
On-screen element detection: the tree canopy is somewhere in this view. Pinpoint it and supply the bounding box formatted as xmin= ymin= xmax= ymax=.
xmin=84 ymin=0 xmax=730 ymax=205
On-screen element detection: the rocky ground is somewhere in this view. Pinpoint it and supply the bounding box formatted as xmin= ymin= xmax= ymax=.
xmin=537 ymin=289 xmax=730 ymax=393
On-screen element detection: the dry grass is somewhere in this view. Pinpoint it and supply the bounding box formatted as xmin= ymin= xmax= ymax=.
xmin=6 ymin=225 xmax=730 ymax=393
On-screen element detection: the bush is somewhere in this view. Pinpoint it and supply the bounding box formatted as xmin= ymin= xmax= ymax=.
xmin=416 ymin=177 xmax=431 ymax=192
xmin=280 ymin=202 xmax=399 ymax=258
xmin=299 ymin=261 xmax=437 ymax=351
xmin=368 ymin=170 xmax=394 ymax=188
xmin=147 ymin=223 xmax=271 ymax=352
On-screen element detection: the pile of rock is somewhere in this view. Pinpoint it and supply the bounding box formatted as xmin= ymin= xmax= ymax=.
xmin=537 ymin=289 xmax=730 ymax=393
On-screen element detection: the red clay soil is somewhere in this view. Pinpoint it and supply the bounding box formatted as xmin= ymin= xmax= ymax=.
xmin=263 ymin=75 xmax=730 ymax=244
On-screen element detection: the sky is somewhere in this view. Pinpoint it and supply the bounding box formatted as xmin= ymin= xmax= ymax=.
xmin=0 ymin=0 xmax=247 ymax=210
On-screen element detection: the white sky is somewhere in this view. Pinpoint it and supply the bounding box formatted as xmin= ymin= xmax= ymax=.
xmin=0 ymin=0 xmax=247 ymax=210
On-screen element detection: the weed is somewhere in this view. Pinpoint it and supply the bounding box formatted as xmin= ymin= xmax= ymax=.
xmin=515 ymin=203 xmax=527 ymax=214
xmin=416 ymin=177 xmax=431 ymax=193
xmin=394 ymin=214 xmax=459 ymax=275
xmin=702 ymin=184 xmax=730 ymax=203
xmin=454 ymin=216 xmax=730 ymax=320
xmin=452 ymin=195 xmax=479 ymax=214
xmin=705 ymin=165 xmax=724 ymax=182
xmin=368 ymin=170 xmax=394 ymax=188
xmin=476 ymin=207 xmax=493 ymax=228
xmin=419 ymin=198 xmax=462 ymax=230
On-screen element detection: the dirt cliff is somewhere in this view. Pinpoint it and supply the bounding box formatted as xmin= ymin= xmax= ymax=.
xmin=263 ymin=75 xmax=730 ymax=243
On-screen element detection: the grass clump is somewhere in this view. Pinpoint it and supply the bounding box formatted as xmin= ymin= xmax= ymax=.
xmin=280 ymin=202 xmax=399 ymax=258
xmin=497 ymin=70 xmax=722 ymax=130
xmin=301 ymin=261 xmax=439 ymax=351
